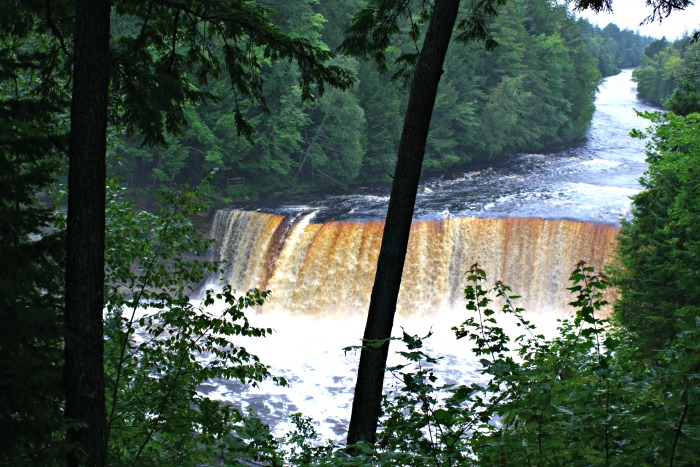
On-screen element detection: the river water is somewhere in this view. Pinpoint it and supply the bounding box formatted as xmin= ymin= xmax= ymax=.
xmin=246 ymin=68 xmax=655 ymax=225
xmin=201 ymin=69 xmax=657 ymax=441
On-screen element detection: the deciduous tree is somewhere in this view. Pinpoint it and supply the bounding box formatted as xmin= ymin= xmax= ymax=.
xmin=342 ymin=0 xmax=693 ymax=446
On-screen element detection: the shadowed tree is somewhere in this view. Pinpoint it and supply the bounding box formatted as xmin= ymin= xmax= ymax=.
xmin=50 ymin=0 xmax=356 ymax=463
xmin=0 ymin=10 xmax=67 ymax=461
xmin=340 ymin=0 xmax=505 ymax=444
xmin=2 ymin=1 xmax=352 ymax=460
xmin=64 ymin=1 xmax=111 ymax=464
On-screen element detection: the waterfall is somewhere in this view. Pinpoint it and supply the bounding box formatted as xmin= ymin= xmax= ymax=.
xmin=210 ymin=209 xmax=618 ymax=316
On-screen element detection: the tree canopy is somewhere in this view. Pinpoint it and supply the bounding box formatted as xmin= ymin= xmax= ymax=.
xmin=2 ymin=0 xmax=353 ymax=463
xmin=615 ymin=111 xmax=700 ymax=355
xmin=106 ymin=0 xmax=648 ymax=204
xmin=0 ymin=18 xmax=66 ymax=462
xmin=633 ymin=35 xmax=700 ymax=113
xmin=3 ymin=0 xmax=699 ymax=463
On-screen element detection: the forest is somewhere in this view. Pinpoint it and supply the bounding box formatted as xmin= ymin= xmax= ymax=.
xmin=108 ymin=0 xmax=652 ymax=204
xmin=632 ymin=34 xmax=700 ymax=114
xmin=1 ymin=0 xmax=698 ymax=465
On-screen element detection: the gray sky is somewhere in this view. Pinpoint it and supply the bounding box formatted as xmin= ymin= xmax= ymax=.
xmin=573 ymin=0 xmax=699 ymax=39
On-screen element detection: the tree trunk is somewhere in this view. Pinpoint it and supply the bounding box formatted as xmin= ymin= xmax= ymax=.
xmin=347 ymin=0 xmax=461 ymax=445
xmin=64 ymin=0 xmax=110 ymax=464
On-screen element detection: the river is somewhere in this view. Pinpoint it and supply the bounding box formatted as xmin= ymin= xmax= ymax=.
xmin=244 ymin=68 xmax=655 ymax=225
xmin=199 ymin=69 xmax=657 ymax=440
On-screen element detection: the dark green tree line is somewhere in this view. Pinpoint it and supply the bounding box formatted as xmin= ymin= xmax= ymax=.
xmin=634 ymin=35 xmax=700 ymax=113
xmin=0 ymin=12 xmax=67 ymax=462
xmin=615 ymin=111 xmax=700 ymax=356
xmin=575 ymin=20 xmax=654 ymax=76
xmin=108 ymin=0 xmax=646 ymax=204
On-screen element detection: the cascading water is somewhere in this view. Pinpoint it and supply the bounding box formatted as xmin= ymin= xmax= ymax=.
xmin=212 ymin=210 xmax=618 ymax=315
xmin=201 ymin=69 xmax=657 ymax=439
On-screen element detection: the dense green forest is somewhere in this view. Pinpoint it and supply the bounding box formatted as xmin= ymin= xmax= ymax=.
xmin=632 ymin=35 xmax=700 ymax=113
xmin=2 ymin=0 xmax=698 ymax=464
xmin=576 ymin=20 xmax=654 ymax=76
xmin=109 ymin=0 xmax=651 ymax=204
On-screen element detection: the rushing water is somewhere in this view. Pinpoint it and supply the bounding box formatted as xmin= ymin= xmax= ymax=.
xmin=201 ymin=69 xmax=656 ymax=440
xmin=210 ymin=211 xmax=618 ymax=316
xmin=244 ymin=69 xmax=655 ymax=225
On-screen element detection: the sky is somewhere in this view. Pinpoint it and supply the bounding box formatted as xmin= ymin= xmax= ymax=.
xmin=572 ymin=0 xmax=700 ymax=39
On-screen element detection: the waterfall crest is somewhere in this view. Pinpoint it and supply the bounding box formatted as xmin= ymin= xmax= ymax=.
xmin=211 ymin=209 xmax=618 ymax=316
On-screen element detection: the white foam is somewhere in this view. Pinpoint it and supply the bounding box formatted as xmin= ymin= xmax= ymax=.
xmin=198 ymin=305 xmax=567 ymax=441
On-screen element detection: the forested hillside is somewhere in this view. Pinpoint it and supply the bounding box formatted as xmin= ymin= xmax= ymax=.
xmin=109 ymin=0 xmax=649 ymax=204
xmin=576 ymin=20 xmax=653 ymax=76
xmin=633 ymin=35 xmax=700 ymax=113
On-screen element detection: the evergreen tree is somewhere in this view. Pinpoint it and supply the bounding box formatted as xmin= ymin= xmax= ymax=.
xmin=104 ymin=0 xmax=634 ymax=203
xmin=0 ymin=12 xmax=67 ymax=461
xmin=615 ymin=111 xmax=700 ymax=357
xmin=356 ymin=59 xmax=403 ymax=182
xmin=633 ymin=37 xmax=700 ymax=110
xmin=299 ymin=85 xmax=367 ymax=185
xmin=575 ymin=18 xmax=653 ymax=77
xmin=2 ymin=0 xmax=354 ymax=463
xmin=666 ymin=41 xmax=700 ymax=114
xmin=634 ymin=40 xmax=681 ymax=106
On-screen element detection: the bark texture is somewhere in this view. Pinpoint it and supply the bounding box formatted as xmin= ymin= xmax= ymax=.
xmin=347 ymin=0 xmax=461 ymax=445
xmin=64 ymin=0 xmax=111 ymax=464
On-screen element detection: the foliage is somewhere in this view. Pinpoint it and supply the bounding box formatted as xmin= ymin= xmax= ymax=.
xmin=633 ymin=38 xmax=682 ymax=106
xmin=96 ymin=113 xmax=700 ymax=466
xmin=1 ymin=175 xmax=291 ymax=465
xmin=4 ymin=1 xmax=355 ymax=463
xmin=108 ymin=0 xmax=355 ymax=146
xmin=107 ymin=0 xmax=643 ymax=202
xmin=575 ymin=21 xmax=653 ymax=77
xmin=571 ymin=0 xmax=696 ymax=29
xmin=3 ymin=1 xmax=695 ymax=463
xmin=666 ymin=42 xmax=700 ymax=115
xmin=0 ymin=15 xmax=68 ymax=463
xmin=365 ymin=262 xmax=619 ymax=465
xmin=615 ymin=111 xmax=700 ymax=356
xmin=633 ymin=36 xmax=700 ymax=111
xmin=103 ymin=182 xmax=282 ymax=465
xmin=268 ymin=262 xmax=698 ymax=466
xmin=104 ymin=0 xmax=355 ymax=206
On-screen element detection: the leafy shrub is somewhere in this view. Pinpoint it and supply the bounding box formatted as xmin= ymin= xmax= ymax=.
xmin=103 ymin=183 xmax=283 ymax=465
xmin=275 ymin=262 xmax=699 ymax=466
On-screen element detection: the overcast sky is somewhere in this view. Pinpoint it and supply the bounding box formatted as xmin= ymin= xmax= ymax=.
xmin=573 ymin=0 xmax=700 ymax=39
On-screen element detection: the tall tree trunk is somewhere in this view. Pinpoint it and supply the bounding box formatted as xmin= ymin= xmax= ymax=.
xmin=64 ymin=0 xmax=110 ymax=464
xmin=347 ymin=0 xmax=461 ymax=445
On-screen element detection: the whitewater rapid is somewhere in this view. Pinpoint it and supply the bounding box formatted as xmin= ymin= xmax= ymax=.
xmin=201 ymin=69 xmax=653 ymax=440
